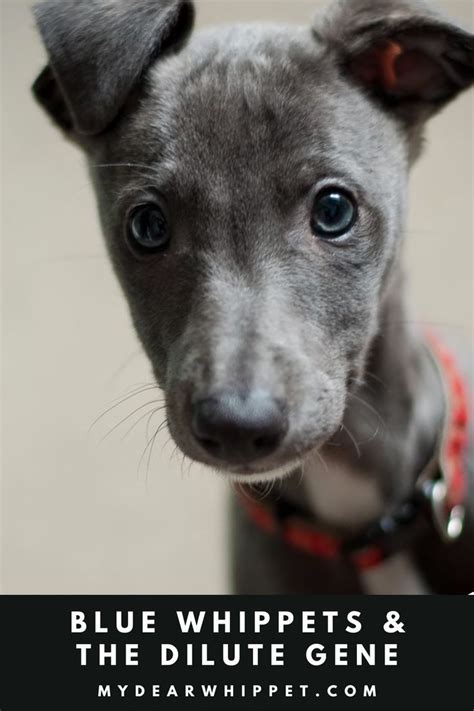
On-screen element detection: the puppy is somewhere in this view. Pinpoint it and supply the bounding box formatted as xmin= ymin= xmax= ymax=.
xmin=33 ymin=0 xmax=474 ymax=593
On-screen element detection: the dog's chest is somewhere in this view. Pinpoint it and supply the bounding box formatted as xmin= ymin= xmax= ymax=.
xmin=361 ymin=554 xmax=429 ymax=594
xmin=302 ymin=455 xmax=429 ymax=594
xmin=303 ymin=454 xmax=384 ymax=528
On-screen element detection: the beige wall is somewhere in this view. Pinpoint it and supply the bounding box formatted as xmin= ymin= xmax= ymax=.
xmin=1 ymin=0 xmax=473 ymax=593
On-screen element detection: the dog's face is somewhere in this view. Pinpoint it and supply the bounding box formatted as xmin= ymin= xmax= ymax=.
xmin=92 ymin=27 xmax=409 ymax=479
xmin=34 ymin=0 xmax=473 ymax=480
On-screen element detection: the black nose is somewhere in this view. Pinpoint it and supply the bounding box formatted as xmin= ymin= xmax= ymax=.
xmin=192 ymin=390 xmax=288 ymax=465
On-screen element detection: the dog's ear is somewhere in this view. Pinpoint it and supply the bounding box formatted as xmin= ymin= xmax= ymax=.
xmin=32 ymin=0 xmax=195 ymax=136
xmin=317 ymin=0 xmax=474 ymax=122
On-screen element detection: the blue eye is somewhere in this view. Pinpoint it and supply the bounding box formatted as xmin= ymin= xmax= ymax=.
xmin=311 ymin=190 xmax=357 ymax=239
xmin=129 ymin=204 xmax=170 ymax=252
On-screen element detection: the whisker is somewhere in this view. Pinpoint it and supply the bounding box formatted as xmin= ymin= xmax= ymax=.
xmin=109 ymin=382 xmax=161 ymax=404
xmin=145 ymin=424 xmax=162 ymax=490
xmin=249 ymin=481 xmax=272 ymax=502
xmin=137 ymin=418 xmax=167 ymax=480
xmin=296 ymin=459 xmax=305 ymax=487
xmin=349 ymin=377 xmax=378 ymax=397
xmin=162 ymin=435 xmax=174 ymax=453
xmin=180 ymin=452 xmax=188 ymax=479
xmin=147 ymin=411 xmax=169 ymax=444
xmin=340 ymin=423 xmax=361 ymax=458
xmin=264 ymin=480 xmax=276 ymax=500
xmin=186 ymin=457 xmax=195 ymax=478
xmin=89 ymin=385 xmax=161 ymax=433
xmin=106 ymin=348 xmax=147 ymax=386
xmin=120 ymin=406 xmax=162 ymax=441
xmin=363 ymin=371 xmax=389 ymax=391
xmin=100 ymin=400 xmax=162 ymax=442
xmin=312 ymin=448 xmax=330 ymax=475
xmin=170 ymin=444 xmax=180 ymax=464
xmin=146 ymin=408 xmax=159 ymax=442
xmin=236 ymin=481 xmax=255 ymax=501
xmin=346 ymin=392 xmax=387 ymax=428
xmin=360 ymin=423 xmax=381 ymax=446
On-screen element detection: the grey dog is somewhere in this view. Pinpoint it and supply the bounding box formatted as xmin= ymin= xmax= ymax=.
xmin=33 ymin=0 xmax=473 ymax=594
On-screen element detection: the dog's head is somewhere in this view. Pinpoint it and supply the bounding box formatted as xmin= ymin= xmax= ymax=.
xmin=33 ymin=0 xmax=473 ymax=480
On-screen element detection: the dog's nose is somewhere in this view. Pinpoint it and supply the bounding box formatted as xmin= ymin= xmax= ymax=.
xmin=192 ymin=390 xmax=288 ymax=465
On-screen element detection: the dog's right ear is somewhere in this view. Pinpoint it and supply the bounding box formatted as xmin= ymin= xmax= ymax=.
xmin=32 ymin=0 xmax=195 ymax=136
xmin=316 ymin=0 xmax=474 ymax=125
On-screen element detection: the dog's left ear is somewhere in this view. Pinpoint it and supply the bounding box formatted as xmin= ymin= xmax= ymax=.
xmin=33 ymin=0 xmax=195 ymax=136
xmin=317 ymin=0 xmax=474 ymax=122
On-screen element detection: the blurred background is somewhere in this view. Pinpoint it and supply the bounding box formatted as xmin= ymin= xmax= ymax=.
xmin=1 ymin=0 xmax=473 ymax=593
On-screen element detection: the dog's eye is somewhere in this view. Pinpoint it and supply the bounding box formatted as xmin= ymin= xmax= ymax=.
xmin=128 ymin=204 xmax=170 ymax=253
xmin=311 ymin=190 xmax=357 ymax=240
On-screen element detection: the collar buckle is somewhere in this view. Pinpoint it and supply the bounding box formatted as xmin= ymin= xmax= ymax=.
xmin=424 ymin=479 xmax=466 ymax=542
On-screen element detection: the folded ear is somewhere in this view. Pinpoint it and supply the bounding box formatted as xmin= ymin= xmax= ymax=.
xmin=32 ymin=0 xmax=195 ymax=136
xmin=317 ymin=0 xmax=474 ymax=122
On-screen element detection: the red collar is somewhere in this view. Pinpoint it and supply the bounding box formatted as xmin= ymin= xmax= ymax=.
xmin=236 ymin=333 xmax=469 ymax=572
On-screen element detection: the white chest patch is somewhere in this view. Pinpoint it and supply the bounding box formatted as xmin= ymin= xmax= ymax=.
xmin=302 ymin=452 xmax=384 ymax=529
xmin=361 ymin=554 xmax=429 ymax=595
xmin=302 ymin=452 xmax=429 ymax=594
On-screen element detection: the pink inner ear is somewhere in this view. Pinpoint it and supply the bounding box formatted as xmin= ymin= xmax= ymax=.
xmin=379 ymin=41 xmax=404 ymax=90
xmin=351 ymin=40 xmax=444 ymax=98
xmin=351 ymin=40 xmax=403 ymax=90
xmin=394 ymin=50 xmax=442 ymax=96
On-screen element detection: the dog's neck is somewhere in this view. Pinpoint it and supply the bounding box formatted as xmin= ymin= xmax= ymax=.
xmin=284 ymin=273 xmax=445 ymax=532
